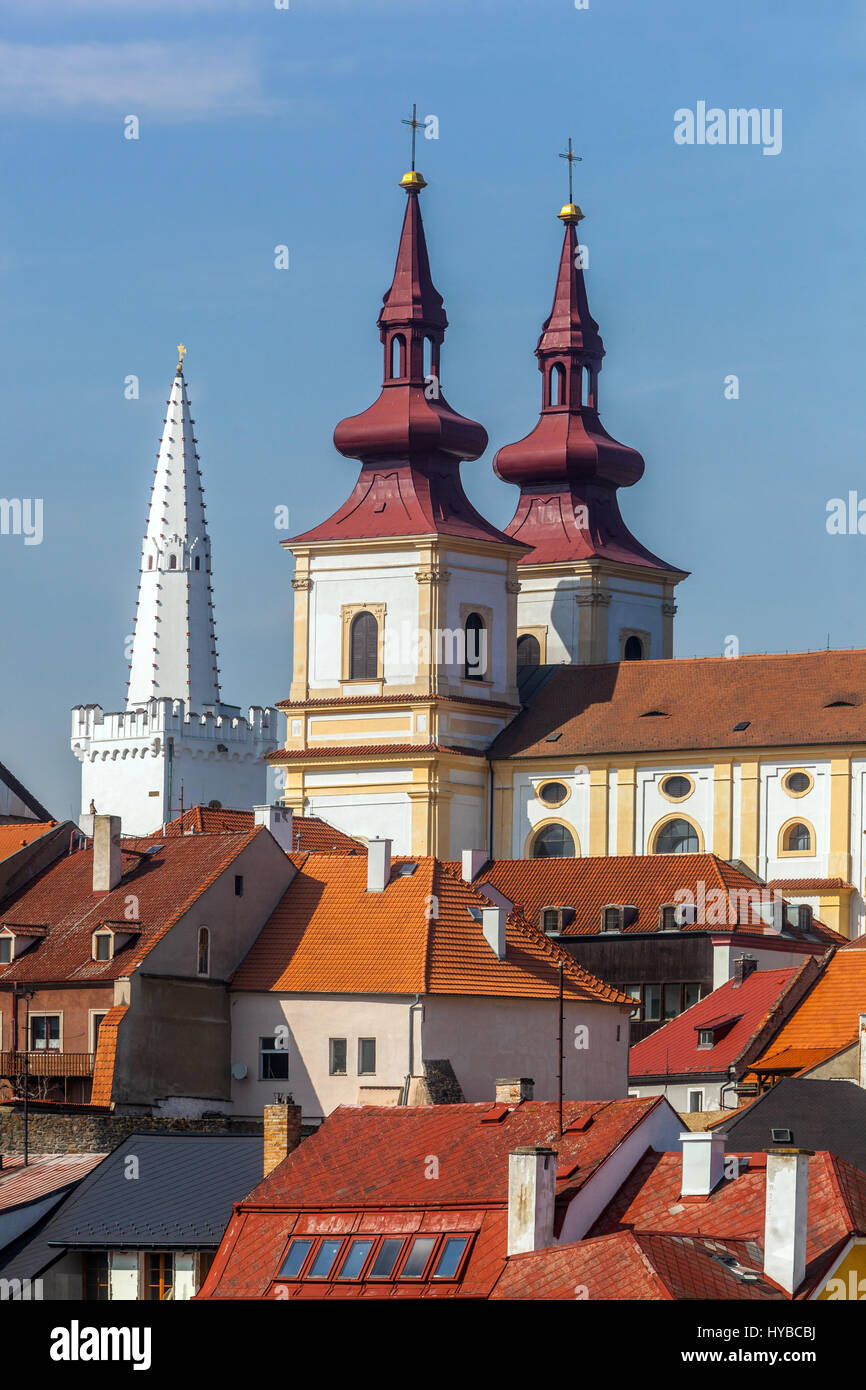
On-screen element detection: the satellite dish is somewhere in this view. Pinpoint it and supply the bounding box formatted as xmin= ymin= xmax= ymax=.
xmin=231 ymin=1061 xmax=248 ymax=1080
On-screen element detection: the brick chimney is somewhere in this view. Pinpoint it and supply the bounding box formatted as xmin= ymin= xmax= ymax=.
xmin=263 ymin=1100 xmax=302 ymax=1178
xmin=366 ymin=839 xmax=391 ymax=893
xmin=507 ymin=1146 xmax=556 ymax=1255
xmin=680 ymin=1130 xmax=727 ymax=1196
xmin=731 ymin=955 xmax=758 ymax=986
xmin=496 ymin=1078 xmax=534 ymax=1105
xmin=764 ymin=1148 xmax=812 ymax=1294
xmin=254 ymin=805 xmax=293 ymax=853
xmin=92 ymin=815 xmax=122 ymax=894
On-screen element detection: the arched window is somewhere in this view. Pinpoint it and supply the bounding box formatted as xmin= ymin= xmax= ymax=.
xmin=653 ymin=818 xmax=700 ymax=854
xmin=781 ymin=821 xmax=813 ymax=854
xmin=169 ymin=554 xmax=177 ymax=570
xmin=531 ymin=823 xmax=576 ymax=859
xmin=516 ymin=633 xmax=541 ymax=668
xmin=464 ymin=612 xmax=486 ymax=681
xmin=350 ymin=610 xmax=379 ymax=680
xmin=197 ymin=926 xmax=210 ymax=977
xmin=389 ymin=334 xmax=406 ymax=379
xmin=584 ymin=367 xmax=595 ymax=409
xmin=423 ymin=336 xmax=434 ymax=377
xmin=549 ymin=363 xmax=566 ymax=407
xmin=623 ymin=635 xmax=644 ymax=661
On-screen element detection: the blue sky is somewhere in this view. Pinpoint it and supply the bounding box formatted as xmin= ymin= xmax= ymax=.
xmin=1 ymin=0 xmax=864 ymax=818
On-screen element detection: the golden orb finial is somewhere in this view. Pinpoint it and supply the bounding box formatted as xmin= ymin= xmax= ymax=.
xmin=558 ymin=202 xmax=584 ymax=224
xmin=400 ymin=169 xmax=427 ymax=193
xmin=176 ymin=342 xmax=187 ymax=375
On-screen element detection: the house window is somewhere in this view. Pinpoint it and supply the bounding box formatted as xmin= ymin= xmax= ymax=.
xmin=697 ymin=1029 xmax=714 ymax=1048
xmin=0 ymin=937 xmax=11 ymax=964
xmin=432 ymin=1237 xmax=469 ymax=1279
xmin=602 ymin=906 xmax=623 ymax=933
xmin=278 ymin=1238 xmax=313 ymax=1279
xmin=623 ymin=984 xmax=642 ymax=1017
xmin=368 ymin=1238 xmax=403 ymax=1280
xmin=399 ymin=1236 xmax=437 ymax=1280
xmin=349 ymin=610 xmax=379 ymax=680
xmin=197 ymin=926 xmax=210 ymax=976
xmin=531 ymin=823 xmax=576 ymax=858
xmin=337 ymin=1239 xmax=375 ymax=1280
xmin=31 ymin=1015 xmax=60 ymax=1050
xmin=329 ymin=1038 xmax=347 ymax=1075
xmin=93 ymin=932 xmax=112 ymax=962
xmin=464 ymin=612 xmax=486 ymax=681
xmin=644 ymin=985 xmax=660 ymax=1021
xmin=659 ymin=905 xmax=679 ymax=931
xmin=663 ymin=983 xmax=681 ymax=1020
xmin=260 ymin=1035 xmax=289 ymax=1081
xmin=90 ymin=1013 xmax=108 ymax=1053
xmin=358 ymin=1038 xmax=376 ymax=1075
xmin=145 ymin=1253 xmax=174 ymax=1301
xmin=623 ymin=635 xmax=644 ymax=661
xmin=653 ymin=818 xmax=700 ymax=854
xmin=781 ymin=821 xmax=813 ymax=854
xmin=82 ymin=1252 xmax=110 ymax=1300
xmin=688 ymin=1090 xmax=704 ymax=1114
xmin=234 ymin=875 xmax=244 ymax=897
xmin=307 ymin=1239 xmax=343 ymax=1280
xmin=516 ymin=633 xmax=541 ymax=668
xmin=683 ymin=983 xmax=701 ymax=1010
xmin=541 ymin=908 xmax=561 ymax=933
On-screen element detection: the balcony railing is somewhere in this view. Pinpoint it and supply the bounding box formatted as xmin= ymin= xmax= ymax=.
xmin=0 ymin=1051 xmax=95 ymax=1078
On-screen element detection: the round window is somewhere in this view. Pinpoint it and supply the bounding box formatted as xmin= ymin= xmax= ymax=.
xmin=661 ymin=775 xmax=692 ymax=801
xmin=538 ymin=782 xmax=568 ymax=807
xmin=784 ymin=771 xmax=812 ymax=796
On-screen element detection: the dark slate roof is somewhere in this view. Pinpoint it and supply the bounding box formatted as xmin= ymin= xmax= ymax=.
xmin=0 ymin=1132 xmax=263 ymax=1279
xmin=0 ymin=758 xmax=52 ymax=822
xmin=720 ymin=1077 xmax=866 ymax=1172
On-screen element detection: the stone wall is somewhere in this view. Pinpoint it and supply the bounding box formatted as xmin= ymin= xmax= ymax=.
xmin=0 ymin=1106 xmax=263 ymax=1156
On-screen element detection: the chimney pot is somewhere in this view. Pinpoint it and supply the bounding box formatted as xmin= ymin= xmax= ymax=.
xmin=764 ymin=1148 xmax=813 ymax=1294
xmin=253 ymin=805 xmax=293 ymax=854
xmin=507 ymin=1146 xmax=556 ymax=1256
xmin=92 ymin=815 xmax=122 ymax=894
xmin=496 ymin=1078 xmax=534 ymax=1105
xmin=263 ymin=1100 xmax=302 ymax=1178
xmin=366 ymin=839 xmax=392 ymax=893
xmin=461 ymin=849 xmax=488 ymax=883
xmin=680 ymin=1130 xmax=727 ymax=1197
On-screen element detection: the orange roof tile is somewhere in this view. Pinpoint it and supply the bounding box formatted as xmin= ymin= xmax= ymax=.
xmin=752 ymin=948 xmax=866 ymax=1070
xmin=162 ymin=806 xmax=362 ymax=853
xmin=231 ymin=854 xmax=631 ymax=1005
xmin=0 ymin=822 xmax=57 ymax=861
xmin=89 ymin=1004 xmax=127 ymax=1107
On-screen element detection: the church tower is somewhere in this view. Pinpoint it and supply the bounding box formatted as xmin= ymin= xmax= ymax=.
xmin=72 ymin=350 xmax=278 ymax=834
xmin=493 ymin=168 xmax=687 ymax=666
xmin=270 ymin=163 xmax=527 ymax=856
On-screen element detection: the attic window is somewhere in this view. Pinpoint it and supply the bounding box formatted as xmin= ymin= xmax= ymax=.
xmin=467 ymin=906 xmax=483 ymax=922
xmin=396 ymin=862 xmax=418 ymax=877
xmin=660 ymin=902 xmax=697 ymax=929
xmin=540 ymin=906 xmax=576 ymax=934
xmin=697 ymin=1029 xmax=715 ymax=1049
xmin=545 ymin=732 xmax=562 ymax=743
xmin=92 ymin=931 xmax=113 ymax=962
xmin=601 ymin=906 xmax=623 ymax=933
xmin=733 ymin=721 xmax=751 ymax=732
xmin=0 ymin=937 xmax=10 ymax=965
xmin=771 ymin=1128 xmax=793 ymax=1144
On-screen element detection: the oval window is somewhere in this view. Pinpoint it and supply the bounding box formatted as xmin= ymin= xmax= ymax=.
xmin=538 ymin=782 xmax=568 ymax=807
xmin=661 ymin=775 xmax=692 ymax=801
xmin=784 ymin=771 xmax=812 ymax=796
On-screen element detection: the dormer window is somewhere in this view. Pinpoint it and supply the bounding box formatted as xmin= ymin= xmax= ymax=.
xmin=797 ymin=904 xmax=813 ymax=931
xmin=0 ymin=937 xmax=10 ymax=965
xmin=540 ymin=906 xmax=576 ymax=934
xmin=93 ymin=930 xmax=113 ymax=962
xmin=660 ymin=902 xmax=697 ymax=929
xmin=602 ymin=906 xmax=622 ymax=933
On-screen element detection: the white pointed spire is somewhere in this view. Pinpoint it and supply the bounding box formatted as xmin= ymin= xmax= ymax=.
xmin=126 ymin=351 xmax=221 ymax=710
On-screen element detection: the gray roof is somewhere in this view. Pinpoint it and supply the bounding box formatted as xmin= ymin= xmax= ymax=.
xmin=0 ymin=1131 xmax=263 ymax=1279
xmin=722 ymin=1077 xmax=866 ymax=1172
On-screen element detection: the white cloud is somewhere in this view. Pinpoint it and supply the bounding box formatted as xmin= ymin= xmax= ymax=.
xmin=0 ymin=40 xmax=274 ymax=118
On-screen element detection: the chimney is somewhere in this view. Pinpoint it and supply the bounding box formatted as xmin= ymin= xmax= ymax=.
xmin=366 ymin=839 xmax=392 ymax=893
xmin=731 ymin=954 xmax=758 ymax=986
xmin=254 ymin=804 xmax=293 ymax=854
xmin=507 ymin=1146 xmax=557 ymax=1255
xmin=764 ymin=1148 xmax=812 ymax=1295
xmin=92 ymin=815 xmax=122 ymax=894
xmin=263 ymin=1099 xmax=303 ymax=1178
xmin=482 ymin=905 xmax=506 ymax=959
xmin=462 ymin=849 xmax=488 ymax=883
xmin=680 ymin=1130 xmax=727 ymax=1197
xmin=496 ymin=1078 xmax=534 ymax=1105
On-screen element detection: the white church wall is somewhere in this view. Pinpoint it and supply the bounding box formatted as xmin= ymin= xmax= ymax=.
xmin=307 ymin=550 xmax=418 ymax=689
xmin=636 ymin=764 xmax=713 ymax=854
xmin=441 ymin=550 xmax=510 ymax=691
xmin=605 ymin=578 xmax=666 ymax=662
xmin=849 ymin=758 xmax=866 ymax=938
xmin=513 ymin=768 xmax=588 ymax=857
xmin=516 ymin=576 xmax=580 ymax=665
xmin=448 ymin=791 xmax=486 ymax=859
xmin=303 ymin=788 xmax=412 ymax=852
xmin=758 ymin=759 xmax=830 ymax=882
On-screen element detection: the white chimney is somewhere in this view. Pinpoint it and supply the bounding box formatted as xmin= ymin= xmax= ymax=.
xmin=92 ymin=815 xmax=122 ymax=894
xmin=254 ymin=805 xmax=293 ymax=854
xmin=482 ymin=905 xmax=506 ymax=959
xmin=859 ymin=1013 xmax=866 ymax=1089
xmin=507 ymin=1146 xmax=557 ymax=1255
xmin=462 ymin=849 xmax=488 ymax=883
xmin=367 ymin=839 xmax=392 ymax=893
xmin=680 ymin=1130 xmax=726 ymax=1197
xmin=764 ymin=1149 xmax=812 ymax=1295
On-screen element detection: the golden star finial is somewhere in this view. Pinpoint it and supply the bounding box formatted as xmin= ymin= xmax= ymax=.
xmin=177 ymin=343 xmax=187 ymax=373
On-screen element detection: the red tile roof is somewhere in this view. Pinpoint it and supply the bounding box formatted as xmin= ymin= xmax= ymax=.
xmin=459 ymin=854 xmax=842 ymax=944
xmin=231 ymin=854 xmax=631 ymax=1004
xmin=0 ymin=830 xmax=260 ymax=983
xmin=266 ymin=743 xmax=485 ymax=762
xmin=629 ymin=966 xmax=810 ymax=1078
xmin=198 ymin=1097 xmax=663 ymax=1300
xmin=490 ymin=649 xmax=866 ymax=759
xmin=89 ymin=1004 xmax=128 ymax=1107
xmin=0 ymin=1152 xmax=104 ymax=1212
xmin=0 ymin=822 xmax=58 ymax=861
xmin=768 ymin=878 xmax=854 ymax=893
xmin=752 ymin=947 xmax=866 ymax=1070
xmin=162 ymin=806 xmax=362 ymax=853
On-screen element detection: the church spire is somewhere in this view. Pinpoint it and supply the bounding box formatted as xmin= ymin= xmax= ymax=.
xmin=493 ymin=168 xmax=679 ymax=571
xmin=126 ymin=350 xmax=221 ymax=710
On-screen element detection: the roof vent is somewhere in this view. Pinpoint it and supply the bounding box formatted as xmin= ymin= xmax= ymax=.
xmin=770 ymin=1127 xmax=793 ymax=1144
xmin=545 ymin=732 xmax=562 ymax=743
xmin=733 ymin=721 xmax=751 ymax=732
xmin=640 ymin=710 xmax=668 ymax=718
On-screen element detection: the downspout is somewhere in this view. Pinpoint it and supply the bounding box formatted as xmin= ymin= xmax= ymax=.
xmin=403 ymin=993 xmax=424 ymax=1105
xmin=487 ymin=755 xmax=495 ymax=859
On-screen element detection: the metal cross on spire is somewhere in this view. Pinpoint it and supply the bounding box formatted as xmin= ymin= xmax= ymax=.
xmin=402 ymin=103 xmax=424 ymax=171
xmin=558 ymin=137 xmax=582 ymax=206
